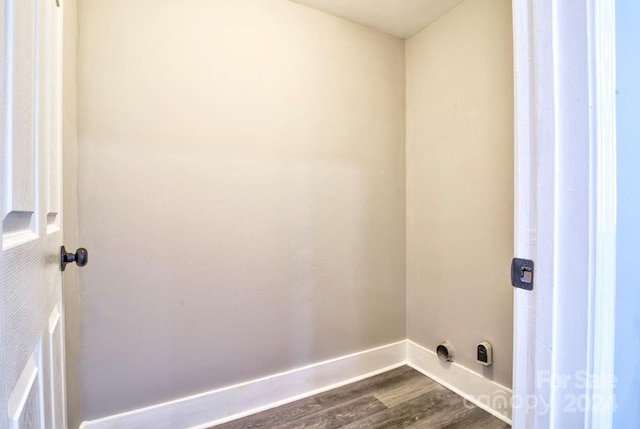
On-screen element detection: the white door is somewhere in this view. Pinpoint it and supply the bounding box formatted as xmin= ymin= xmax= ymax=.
xmin=1 ymin=0 xmax=67 ymax=428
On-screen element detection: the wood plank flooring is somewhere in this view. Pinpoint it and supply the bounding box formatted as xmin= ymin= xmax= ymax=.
xmin=213 ymin=366 xmax=510 ymax=429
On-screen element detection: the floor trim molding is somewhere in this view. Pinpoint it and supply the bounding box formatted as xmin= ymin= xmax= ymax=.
xmin=406 ymin=340 xmax=512 ymax=425
xmin=79 ymin=341 xmax=407 ymax=429
xmin=80 ymin=340 xmax=512 ymax=428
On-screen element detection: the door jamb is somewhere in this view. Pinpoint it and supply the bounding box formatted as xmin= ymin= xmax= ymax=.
xmin=512 ymin=0 xmax=617 ymax=427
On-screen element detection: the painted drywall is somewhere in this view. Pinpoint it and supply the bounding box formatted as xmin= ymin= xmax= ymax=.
xmin=406 ymin=0 xmax=514 ymax=388
xmin=75 ymin=0 xmax=406 ymax=421
xmin=62 ymin=0 xmax=81 ymax=427
xmin=614 ymin=1 xmax=640 ymax=426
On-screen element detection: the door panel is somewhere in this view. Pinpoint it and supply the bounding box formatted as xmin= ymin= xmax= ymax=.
xmin=44 ymin=305 xmax=65 ymax=429
xmin=7 ymin=349 xmax=44 ymax=429
xmin=1 ymin=0 xmax=65 ymax=428
xmin=3 ymin=0 xmax=37 ymax=246
xmin=40 ymin=0 xmax=61 ymax=233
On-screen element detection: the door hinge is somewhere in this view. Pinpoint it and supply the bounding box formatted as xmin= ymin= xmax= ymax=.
xmin=511 ymin=258 xmax=534 ymax=290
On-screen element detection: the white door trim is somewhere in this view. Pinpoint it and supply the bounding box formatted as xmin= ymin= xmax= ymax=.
xmin=511 ymin=2 xmax=538 ymax=427
xmin=511 ymin=0 xmax=617 ymax=427
xmin=586 ymin=0 xmax=617 ymax=427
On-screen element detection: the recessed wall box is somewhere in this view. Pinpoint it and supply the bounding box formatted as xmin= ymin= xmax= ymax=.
xmin=477 ymin=342 xmax=492 ymax=366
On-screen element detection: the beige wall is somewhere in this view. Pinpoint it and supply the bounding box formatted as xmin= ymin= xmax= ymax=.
xmin=62 ymin=0 xmax=81 ymax=427
xmin=75 ymin=0 xmax=406 ymax=421
xmin=71 ymin=0 xmax=514 ymax=422
xmin=406 ymin=0 xmax=514 ymax=387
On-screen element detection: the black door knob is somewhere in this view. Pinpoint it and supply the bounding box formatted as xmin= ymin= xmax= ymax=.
xmin=61 ymin=246 xmax=89 ymax=271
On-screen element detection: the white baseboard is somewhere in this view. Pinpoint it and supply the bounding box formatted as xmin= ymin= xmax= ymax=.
xmin=80 ymin=340 xmax=512 ymax=428
xmin=79 ymin=341 xmax=407 ymax=429
xmin=406 ymin=340 xmax=512 ymax=425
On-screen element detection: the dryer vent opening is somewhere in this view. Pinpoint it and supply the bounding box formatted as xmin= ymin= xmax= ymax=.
xmin=436 ymin=341 xmax=455 ymax=362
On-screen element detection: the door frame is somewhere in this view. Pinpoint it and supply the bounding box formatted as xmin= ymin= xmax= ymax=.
xmin=512 ymin=0 xmax=617 ymax=427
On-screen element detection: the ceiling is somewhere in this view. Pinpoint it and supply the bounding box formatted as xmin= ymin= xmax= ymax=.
xmin=290 ymin=0 xmax=466 ymax=39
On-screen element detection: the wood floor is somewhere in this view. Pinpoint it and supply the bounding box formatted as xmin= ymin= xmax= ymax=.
xmin=213 ymin=366 xmax=510 ymax=429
